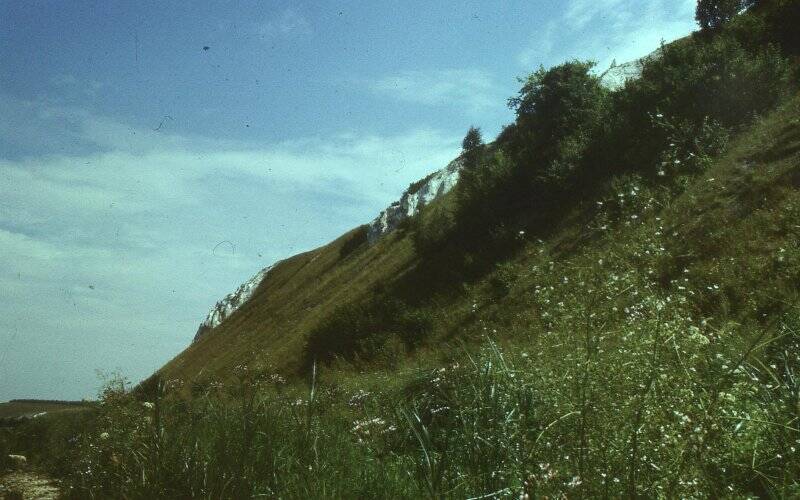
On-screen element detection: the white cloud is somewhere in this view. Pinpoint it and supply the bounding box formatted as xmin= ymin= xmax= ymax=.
xmin=52 ymin=73 xmax=106 ymax=96
xmin=564 ymin=0 xmax=628 ymax=30
xmin=517 ymin=0 xmax=697 ymax=73
xmin=0 ymin=91 xmax=460 ymax=400
xmin=256 ymin=8 xmax=312 ymax=39
xmin=369 ymin=69 xmax=505 ymax=114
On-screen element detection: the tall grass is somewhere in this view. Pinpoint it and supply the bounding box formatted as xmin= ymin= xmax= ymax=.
xmin=8 ymin=300 xmax=799 ymax=498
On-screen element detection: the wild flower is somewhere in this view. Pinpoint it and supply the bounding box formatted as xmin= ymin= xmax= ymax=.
xmin=164 ymin=378 xmax=184 ymax=392
xmin=430 ymin=406 xmax=449 ymax=415
xmin=351 ymin=417 xmax=389 ymax=442
xmin=348 ymin=390 xmax=371 ymax=408
xmin=269 ymin=374 xmax=287 ymax=386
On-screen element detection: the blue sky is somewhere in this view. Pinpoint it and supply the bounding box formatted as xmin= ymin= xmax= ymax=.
xmin=0 ymin=0 xmax=697 ymax=401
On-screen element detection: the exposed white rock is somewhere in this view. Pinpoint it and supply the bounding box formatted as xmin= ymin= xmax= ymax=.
xmin=193 ymin=263 xmax=277 ymax=342
xmin=194 ymin=157 xmax=464 ymax=340
xmin=367 ymin=156 xmax=463 ymax=243
xmin=194 ymin=158 xmax=462 ymax=342
xmin=599 ymin=48 xmax=662 ymax=91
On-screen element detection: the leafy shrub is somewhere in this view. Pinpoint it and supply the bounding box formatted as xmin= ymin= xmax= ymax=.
xmin=609 ymin=34 xmax=790 ymax=174
xmin=593 ymin=174 xmax=660 ymax=231
xmin=761 ymin=0 xmax=800 ymax=54
xmin=508 ymin=60 xmax=609 ymax=186
xmin=410 ymin=203 xmax=455 ymax=258
xmin=303 ymin=297 xmax=433 ymax=367
xmin=696 ymin=0 xmax=754 ymax=30
xmin=648 ymin=113 xmax=730 ymax=196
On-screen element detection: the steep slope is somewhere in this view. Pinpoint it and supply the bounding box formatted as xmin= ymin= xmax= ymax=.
xmin=159 ymin=12 xmax=798 ymax=389
xmin=367 ymin=156 xmax=462 ymax=243
xmin=17 ymin=5 xmax=800 ymax=495
xmin=188 ymin=156 xmax=464 ymax=346
xmin=160 ymin=224 xmax=418 ymax=383
xmin=179 ymin=50 xmax=648 ymax=354
xmin=194 ymin=264 xmax=279 ymax=342
xmin=31 ymin=93 xmax=800 ymax=500
xmin=161 ymin=83 xmax=800 ymax=387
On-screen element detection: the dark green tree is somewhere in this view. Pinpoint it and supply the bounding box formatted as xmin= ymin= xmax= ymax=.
xmin=696 ymin=0 xmax=754 ymax=30
xmin=461 ymin=126 xmax=483 ymax=153
xmin=508 ymin=60 xmax=608 ymax=185
xmin=461 ymin=126 xmax=485 ymax=173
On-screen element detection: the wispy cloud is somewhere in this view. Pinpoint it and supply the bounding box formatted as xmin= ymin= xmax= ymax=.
xmin=564 ymin=0 xmax=628 ymax=30
xmin=0 ymin=88 xmax=459 ymax=400
xmin=256 ymin=8 xmax=312 ymax=39
xmin=368 ymin=68 xmax=505 ymax=114
xmin=517 ymin=0 xmax=697 ymax=73
xmin=51 ymin=73 xmax=106 ymax=97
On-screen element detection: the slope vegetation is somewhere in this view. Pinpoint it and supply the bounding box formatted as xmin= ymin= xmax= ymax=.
xmin=24 ymin=89 xmax=798 ymax=500
xmin=160 ymin=224 xmax=418 ymax=384
xmin=5 ymin=2 xmax=800 ymax=497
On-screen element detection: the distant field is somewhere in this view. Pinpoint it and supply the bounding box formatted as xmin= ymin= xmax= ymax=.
xmin=0 ymin=400 xmax=91 ymax=419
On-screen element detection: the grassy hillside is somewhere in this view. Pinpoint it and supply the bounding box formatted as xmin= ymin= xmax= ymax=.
xmin=158 ymin=223 xmax=419 ymax=385
xmin=8 ymin=90 xmax=796 ymax=499
xmin=4 ymin=2 xmax=800 ymax=497
xmin=157 ymin=0 xmax=800 ymax=393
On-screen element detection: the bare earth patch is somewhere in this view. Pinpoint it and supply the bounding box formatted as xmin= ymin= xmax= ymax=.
xmin=0 ymin=471 xmax=60 ymax=500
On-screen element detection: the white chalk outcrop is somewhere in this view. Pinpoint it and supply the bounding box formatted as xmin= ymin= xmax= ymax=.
xmin=193 ymin=158 xmax=462 ymax=341
xmin=193 ymin=264 xmax=277 ymax=342
xmin=599 ymin=48 xmax=662 ymax=91
xmin=367 ymin=156 xmax=463 ymax=243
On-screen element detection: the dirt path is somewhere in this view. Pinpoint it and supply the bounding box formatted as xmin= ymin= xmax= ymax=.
xmin=0 ymin=470 xmax=60 ymax=499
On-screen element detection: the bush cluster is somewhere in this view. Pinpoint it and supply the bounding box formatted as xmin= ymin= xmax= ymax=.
xmin=413 ymin=3 xmax=791 ymax=271
xmin=302 ymin=297 xmax=433 ymax=367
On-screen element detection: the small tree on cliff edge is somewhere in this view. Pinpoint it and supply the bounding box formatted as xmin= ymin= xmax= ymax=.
xmin=461 ymin=126 xmax=484 ymax=173
xmin=462 ymin=126 xmax=483 ymax=153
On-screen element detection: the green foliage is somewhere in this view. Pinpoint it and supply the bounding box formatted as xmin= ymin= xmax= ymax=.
xmin=696 ymin=0 xmax=754 ymax=30
xmin=453 ymin=150 xmax=518 ymax=239
xmin=461 ymin=126 xmax=485 ymax=174
xmin=3 ymin=7 xmax=799 ymax=498
xmin=652 ymin=114 xmax=730 ymax=191
xmin=763 ymin=0 xmax=800 ymax=54
xmin=435 ymin=61 xmax=610 ymax=262
xmin=303 ymin=297 xmax=433 ymax=367
xmin=411 ymin=203 xmax=455 ymax=259
xmin=606 ymin=33 xmax=790 ymax=175
xmin=488 ymin=261 xmax=516 ymax=298
xmin=9 ymin=305 xmax=800 ymax=498
xmin=508 ymin=60 xmax=609 ymax=185
xmin=461 ymin=126 xmax=483 ymax=154
xmin=420 ymin=17 xmax=791 ymax=287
